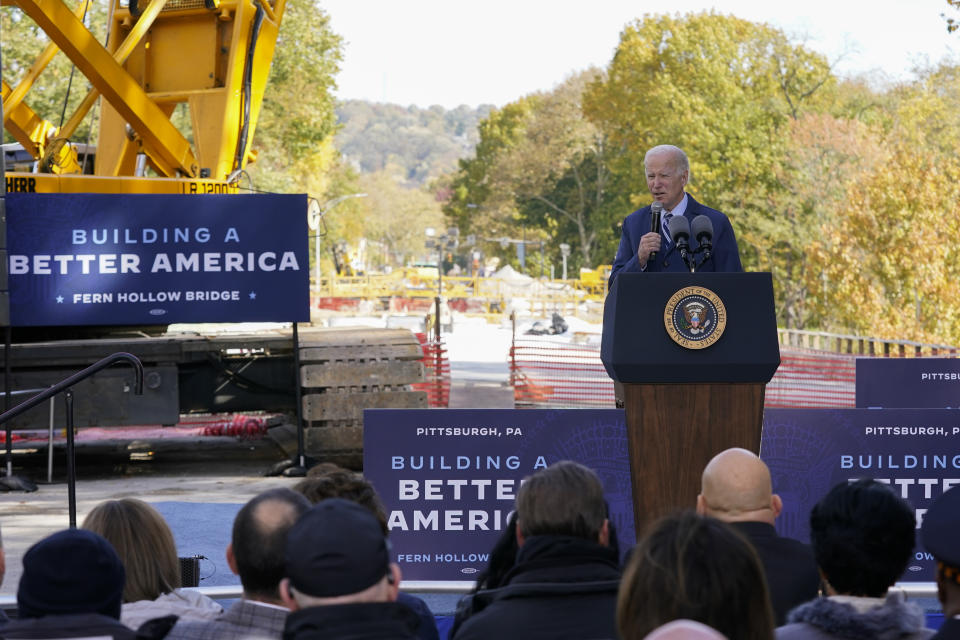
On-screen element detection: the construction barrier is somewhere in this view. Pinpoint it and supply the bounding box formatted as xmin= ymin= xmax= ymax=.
xmin=510 ymin=339 xmax=613 ymax=408
xmin=414 ymin=333 xmax=451 ymax=408
xmin=764 ymin=349 xmax=855 ymax=408
xmin=314 ymin=271 xmax=608 ymax=319
xmin=509 ymin=338 xmax=956 ymax=410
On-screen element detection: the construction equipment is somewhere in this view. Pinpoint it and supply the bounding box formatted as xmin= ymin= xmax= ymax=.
xmin=1 ymin=0 xmax=425 ymax=463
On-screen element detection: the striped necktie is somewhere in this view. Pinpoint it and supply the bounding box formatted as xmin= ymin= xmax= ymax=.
xmin=662 ymin=212 xmax=674 ymax=244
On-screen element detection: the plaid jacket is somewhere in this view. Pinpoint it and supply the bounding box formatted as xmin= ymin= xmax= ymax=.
xmin=164 ymin=598 xmax=288 ymax=640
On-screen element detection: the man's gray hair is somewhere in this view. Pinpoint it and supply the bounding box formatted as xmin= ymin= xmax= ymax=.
xmin=516 ymin=460 xmax=607 ymax=542
xmin=644 ymin=144 xmax=690 ymax=177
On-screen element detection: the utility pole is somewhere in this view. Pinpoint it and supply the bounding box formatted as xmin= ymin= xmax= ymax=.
xmin=309 ymin=193 xmax=367 ymax=293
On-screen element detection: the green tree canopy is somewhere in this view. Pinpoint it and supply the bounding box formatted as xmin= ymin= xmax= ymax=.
xmin=583 ymin=11 xmax=839 ymax=325
xmin=245 ymin=0 xmax=343 ymax=197
xmin=1 ymin=0 xmax=109 ymax=145
xmin=445 ymin=71 xmax=628 ymax=272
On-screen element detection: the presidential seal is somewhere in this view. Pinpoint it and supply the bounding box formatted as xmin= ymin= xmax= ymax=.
xmin=664 ymin=286 xmax=727 ymax=349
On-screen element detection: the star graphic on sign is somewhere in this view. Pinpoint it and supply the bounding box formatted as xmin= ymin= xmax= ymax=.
xmin=56 ymin=295 xmax=64 ymax=303
xmin=249 ymin=291 xmax=257 ymax=300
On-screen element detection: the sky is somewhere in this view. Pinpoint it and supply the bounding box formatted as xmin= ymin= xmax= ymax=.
xmin=320 ymin=0 xmax=960 ymax=109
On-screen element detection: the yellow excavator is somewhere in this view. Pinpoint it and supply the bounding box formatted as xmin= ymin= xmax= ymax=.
xmin=0 ymin=0 xmax=427 ymax=466
xmin=3 ymin=0 xmax=280 ymax=193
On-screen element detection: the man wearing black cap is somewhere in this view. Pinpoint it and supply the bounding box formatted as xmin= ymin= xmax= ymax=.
xmin=279 ymin=498 xmax=420 ymax=639
xmin=0 ymin=528 xmax=135 ymax=639
xmin=922 ymin=486 xmax=960 ymax=640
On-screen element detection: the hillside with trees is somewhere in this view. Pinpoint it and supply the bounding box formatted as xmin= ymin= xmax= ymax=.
xmin=335 ymin=100 xmax=492 ymax=187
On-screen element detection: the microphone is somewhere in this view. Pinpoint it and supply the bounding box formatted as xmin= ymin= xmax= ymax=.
xmin=649 ymin=202 xmax=664 ymax=262
xmin=668 ymin=215 xmax=693 ymax=272
xmin=691 ymin=215 xmax=714 ymax=265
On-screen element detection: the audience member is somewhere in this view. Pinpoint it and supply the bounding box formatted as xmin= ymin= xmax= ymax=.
xmin=697 ymin=448 xmax=820 ymax=624
xmin=452 ymin=460 xmax=621 ymax=640
xmin=293 ymin=469 xmax=439 ymax=640
xmin=617 ymin=510 xmax=774 ymax=640
xmin=165 ymin=488 xmax=311 ymax=639
xmin=921 ymin=486 xmax=960 ymax=640
xmin=0 ymin=528 xmax=135 ymax=639
xmin=467 ymin=509 xmax=521 ymax=592
xmin=82 ymin=498 xmax=223 ymax=629
xmin=279 ymin=498 xmax=420 ymax=639
xmin=293 ymin=471 xmax=387 ymax=531
xmin=449 ymin=511 xmax=520 ymax=638
xmin=776 ymin=479 xmax=933 ymax=640
xmin=305 ymin=461 xmax=350 ymax=478
xmin=644 ymin=620 xmax=728 ymax=640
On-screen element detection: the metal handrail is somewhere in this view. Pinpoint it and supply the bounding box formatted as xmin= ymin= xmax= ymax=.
xmin=0 ymin=352 xmax=143 ymax=424
xmin=0 ymin=352 xmax=144 ymax=526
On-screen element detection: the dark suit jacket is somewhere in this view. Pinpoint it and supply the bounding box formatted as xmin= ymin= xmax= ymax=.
xmin=609 ymin=194 xmax=742 ymax=285
xmin=731 ymin=521 xmax=820 ymax=626
xmin=933 ymin=617 xmax=960 ymax=640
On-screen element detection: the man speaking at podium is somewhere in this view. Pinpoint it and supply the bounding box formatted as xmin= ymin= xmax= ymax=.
xmin=609 ymin=145 xmax=742 ymax=285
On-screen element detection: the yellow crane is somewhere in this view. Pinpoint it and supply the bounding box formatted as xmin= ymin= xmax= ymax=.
xmin=0 ymin=0 xmax=430 ymax=459
xmin=2 ymin=0 xmax=284 ymax=194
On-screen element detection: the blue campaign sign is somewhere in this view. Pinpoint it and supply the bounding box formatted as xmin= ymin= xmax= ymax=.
xmin=363 ymin=408 xmax=635 ymax=581
xmin=365 ymin=407 xmax=959 ymax=583
xmin=763 ymin=408 xmax=960 ymax=582
xmin=7 ymin=192 xmax=309 ymax=326
xmin=856 ymin=357 xmax=960 ymax=408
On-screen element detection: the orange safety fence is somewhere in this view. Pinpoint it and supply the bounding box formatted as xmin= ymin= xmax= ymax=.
xmin=414 ymin=332 xmax=451 ymax=408
xmin=508 ymin=339 xmax=926 ymax=409
xmin=510 ymin=339 xmax=614 ymax=408
xmin=764 ymin=349 xmax=856 ymax=408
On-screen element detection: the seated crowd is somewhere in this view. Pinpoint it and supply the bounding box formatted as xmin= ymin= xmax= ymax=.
xmin=1 ymin=452 xmax=957 ymax=640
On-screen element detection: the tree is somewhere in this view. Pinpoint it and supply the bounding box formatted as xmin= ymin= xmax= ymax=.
xmin=769 ymin=113 xmax=888 ymax=329
xmin=1 ymin=0 xmax=109 ymax=145
xmin=809 ymin=66 xmax=960 ymax=345
xmin=445 ymin=71 xmax=626 ymax=272
xmin=242 ymin=0 xmax=343 ymax=197
xmin=335 ymin=100 xmax=491 ymax=187
xmin=485 ymin=70 xmax=624 ymax=269
xmin=945 ymin=0 xmax=960 ymax=32
xmin=445 ymin=98 xmax=533 ymax=239
xmin=584 ymin=12 xmax=834 ymax=238
xmin=353 ymin=169 xmax=445 ymax=270
xmin=583 ymin=11 xmax=837 ymax=324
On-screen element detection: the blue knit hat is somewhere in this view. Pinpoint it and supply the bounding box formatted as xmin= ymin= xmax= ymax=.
xmin=17 ymin=528 xmax=125 ymax=619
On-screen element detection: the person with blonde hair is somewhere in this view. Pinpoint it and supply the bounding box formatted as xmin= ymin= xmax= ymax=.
xmin=82 ymin=498 xmax=222 ymax=629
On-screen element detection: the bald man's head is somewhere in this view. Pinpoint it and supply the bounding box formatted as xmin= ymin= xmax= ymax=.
xmin=697 ymin=448 xmax=781 ymax=524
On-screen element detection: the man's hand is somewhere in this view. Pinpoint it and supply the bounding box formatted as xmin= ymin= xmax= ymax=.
xmin=637 ymin=231 xmax=663 ymax=269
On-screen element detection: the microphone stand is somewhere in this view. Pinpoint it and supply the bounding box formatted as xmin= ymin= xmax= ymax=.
xmin=677 ymin=241 xmax=695 ymax=272
xmin=693 ymin=239 xmax=713 ymax=271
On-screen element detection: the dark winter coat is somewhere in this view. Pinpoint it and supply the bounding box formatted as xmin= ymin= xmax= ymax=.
xmin=452 ymin=535 xmax=621 ymax=640
xmin=730 ymin=521 xmax=821 ymax=626
xmin=282 ymin=601 xmax=420 ymax=640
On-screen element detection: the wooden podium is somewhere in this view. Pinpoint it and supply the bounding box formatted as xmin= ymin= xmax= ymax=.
xmin=601 ymin=273 xmax=780 ymax=538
